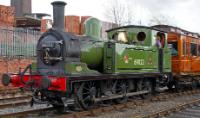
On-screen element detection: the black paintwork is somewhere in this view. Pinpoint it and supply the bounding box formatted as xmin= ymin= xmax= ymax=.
xmin=37 ymin=29 xmax=80 ymax=76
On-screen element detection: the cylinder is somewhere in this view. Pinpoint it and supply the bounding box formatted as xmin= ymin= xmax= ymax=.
xmin=51 ymin=1 xmax=66 ymax=31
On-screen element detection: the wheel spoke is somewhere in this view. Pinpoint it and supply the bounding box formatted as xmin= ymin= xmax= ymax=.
xmin=83 ymin=91 xmax=90 ymax=95
xmin=76 ymin=82 xmax=97 ymax=110
xmin=137 ymin=80 xmax=152 ymax=99
xmin=88 ymin=82 xmax=94 ymax=88
xmin=83 ymin=87 xmax=90 ymax=91
xmin=83 ymin=95 xmax=90 ymax=101
xmin=114 ymin=81 xmax=128 ymax=103
xmin=87 ymin=82 xmax=91 ymax=88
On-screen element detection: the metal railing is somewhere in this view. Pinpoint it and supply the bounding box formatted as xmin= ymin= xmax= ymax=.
xmin=0 ymin=26 xmax=41 ymax=58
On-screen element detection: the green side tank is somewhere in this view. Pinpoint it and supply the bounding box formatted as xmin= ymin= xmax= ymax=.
xmin=80 ymin=39 xmax=104 ymax=71
xmin=79 ymin=17 xmax=105 ymax=72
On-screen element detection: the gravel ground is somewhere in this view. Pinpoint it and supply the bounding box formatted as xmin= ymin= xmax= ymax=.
xmin=85 ymin=93 xmax=200 ymax=118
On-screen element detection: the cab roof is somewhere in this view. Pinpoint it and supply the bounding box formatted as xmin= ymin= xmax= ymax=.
xmin=106 ymin=25 xmax=166 ymax=33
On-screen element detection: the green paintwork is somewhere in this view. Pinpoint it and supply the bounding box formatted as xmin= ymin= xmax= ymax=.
xmin=80 ymin=39 xmax=105 ymax=72
xmin=64 ymin=62 xmax=99 ymax=75
xmin=33 ymin=61 xmax=98 ymax=76
xmin=64 ymin=17 xmax=105 ymax=74
xmin=104 ymin=42 xmax=159 ymax=73
xmin=64 ymin=25 xmax=171 ymax=75
xmin=104 ymin=26 xmax=171 ymax=73
xmin=83 ymin=17 xmax=102 ymax=40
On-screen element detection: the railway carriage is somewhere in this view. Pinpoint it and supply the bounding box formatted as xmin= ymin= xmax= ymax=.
xmin=153 ymin=25 xmax=200 ymax=90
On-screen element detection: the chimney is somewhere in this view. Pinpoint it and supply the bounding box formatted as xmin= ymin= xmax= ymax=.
xmin=11 ymin=0 xmax=32 ymax=17
xmin=51 ymin=1 xmax=66 ymax=31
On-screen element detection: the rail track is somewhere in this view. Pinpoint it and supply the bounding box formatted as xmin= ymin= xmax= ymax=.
xmin=54 ymin=89 xmax=200 ymax=118
xmin=0 ymin=88 xmax=58 ymax=118
xmin=0 ymin=88 xmax=20 ymax=94
xmin=0 ymin=89 xmax=199 ymax=118
xmin=0 ymin=106 xmax=54 ymax=118
xmin=0 ymin=88 xmax=54 ymax=118
xmin=166 ymin=104 xmax=200 ymax=118
xmin=0 ymin=88 xmax=31 ymax=105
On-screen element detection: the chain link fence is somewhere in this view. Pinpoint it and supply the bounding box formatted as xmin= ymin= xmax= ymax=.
xmin=0 ymin=26 xmax=41 ymax=58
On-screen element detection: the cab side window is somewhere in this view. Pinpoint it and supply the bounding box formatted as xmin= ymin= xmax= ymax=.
xmin=155 ymin=32 xmax=165 ymax=48
xmin=112 ymin=31 xmax=128 ymax=43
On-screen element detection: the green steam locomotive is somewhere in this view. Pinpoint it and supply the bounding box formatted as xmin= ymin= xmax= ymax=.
xmin=2 ymin=1 xmax=172 ymax=110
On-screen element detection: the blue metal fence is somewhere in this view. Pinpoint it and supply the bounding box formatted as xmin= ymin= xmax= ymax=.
xmin=0 ymin=26 xmax=41 ymax=57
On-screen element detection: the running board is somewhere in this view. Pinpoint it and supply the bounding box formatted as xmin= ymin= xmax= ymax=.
xmin=94 ymin=90 xmax=149 ymax=102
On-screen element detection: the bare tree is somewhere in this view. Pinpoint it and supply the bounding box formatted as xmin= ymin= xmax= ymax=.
xmin=149 ymin=14 xmax=176 ymax=26
xmin=104 ymin=0 xmax=134 ymax=26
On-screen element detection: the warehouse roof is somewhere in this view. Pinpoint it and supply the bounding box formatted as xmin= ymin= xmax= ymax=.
xmin=15 ymin=17 xmax=41 ymax=27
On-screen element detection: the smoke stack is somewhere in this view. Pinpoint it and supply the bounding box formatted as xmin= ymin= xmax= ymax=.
xmin=51 ymin=1 xmax=66 ymax=31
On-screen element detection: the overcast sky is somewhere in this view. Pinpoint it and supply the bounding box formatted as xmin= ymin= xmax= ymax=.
xmin=0 ymin=0 xmax=199 ymax=33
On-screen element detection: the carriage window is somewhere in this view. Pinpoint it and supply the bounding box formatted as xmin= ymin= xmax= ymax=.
xmin=198 ymin=45 xmax=200 ymax=56
xmin=169 ymin=42 xmax=178 ymax=56
xmin=182 ymin=41 xmax=187 ymax=55
xmin=191 ymin=43 xmax=197 ymax=56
